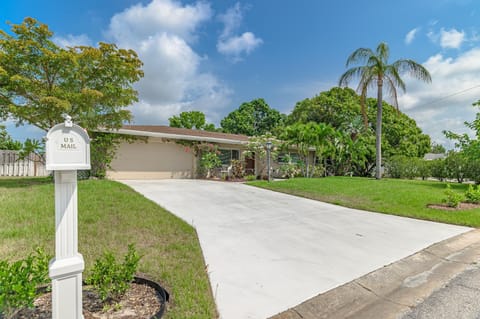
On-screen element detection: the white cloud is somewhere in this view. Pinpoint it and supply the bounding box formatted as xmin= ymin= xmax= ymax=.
xmin=53 ymin=34 xmax=92 ymax=47
xmin=398 ymin=48 xmax=480 ymax=149
xmin=405 ymin=28 xmax=419 ymax=45
xmin=107 ymin=0 xmax=212 ymax=44
xmin=439 ymin=28 xmax=465 ymax=49
xmin=218 ymin=2 xmax=243 ymax=39
xmin=217 ymin=32 xmax=263 ymax=59
xmin=106 ymin=0 xmax=232 ymax=125
xmin=217 ymin=2 xmax=263 ymax=61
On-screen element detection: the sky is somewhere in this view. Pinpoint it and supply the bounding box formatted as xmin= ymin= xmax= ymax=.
xmin=1 ymin=0 xmax=480 ymax=149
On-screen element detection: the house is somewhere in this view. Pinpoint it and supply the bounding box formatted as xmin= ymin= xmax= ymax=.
xmin=423 ymin=153 xmax=446 ymax=161
xmin=107 ymin=125 xmax=252 ymax=179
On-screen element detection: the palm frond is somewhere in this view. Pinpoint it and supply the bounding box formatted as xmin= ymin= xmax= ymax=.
xmin=345 ymin=48 xmax=374 ymax=67
xmin=392 ymin=59 xmax=432 ymax=83
xmin=376 ymin=42 xmax=389 ymax=63
xmin=339 ymin=66 xmax=367 ymax=87
xmin=383 ymin=75 xmax=400 ymax=110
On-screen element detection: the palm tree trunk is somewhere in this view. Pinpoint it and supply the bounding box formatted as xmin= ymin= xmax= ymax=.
xmin=375 ymin=79 xmax=383 ymax=179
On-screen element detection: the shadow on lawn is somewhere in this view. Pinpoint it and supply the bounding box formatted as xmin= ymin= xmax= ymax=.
xmin=0 ymin=177 xmax=53 ymax=188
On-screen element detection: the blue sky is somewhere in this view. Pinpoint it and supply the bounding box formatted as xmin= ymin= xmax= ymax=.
xmin=2 ymin=0 xmax=480 ymax=148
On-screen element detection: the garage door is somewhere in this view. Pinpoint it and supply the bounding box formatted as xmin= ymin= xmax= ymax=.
xmin=107 ymin=139 xmax=195 ymax=179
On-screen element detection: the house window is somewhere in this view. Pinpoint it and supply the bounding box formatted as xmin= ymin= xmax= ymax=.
xmin=219 ymin=149 xmax=240 ymax=165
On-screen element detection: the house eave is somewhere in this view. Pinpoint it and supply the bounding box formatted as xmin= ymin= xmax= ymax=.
xmin=103 ymin=128 xmax=248 ymax=145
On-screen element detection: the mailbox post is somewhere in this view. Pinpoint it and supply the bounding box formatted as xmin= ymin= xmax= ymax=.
xmin=46 ymin=116 xmax=90 ymax=319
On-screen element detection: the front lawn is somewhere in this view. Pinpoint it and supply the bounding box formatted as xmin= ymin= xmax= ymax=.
xmin=0 ymin=177 xmax=217 ymax=319
xmin=249 ymin=177 xmax=480 ymax=227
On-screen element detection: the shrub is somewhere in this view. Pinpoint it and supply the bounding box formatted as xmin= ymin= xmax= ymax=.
xmin=430 ymin=159 xmax=447 ymax=181
xmin=245 ymin=174 xmax=256 ymax=181
xmin=442 ymin=184 xmax=464 ymax=208
xmin=465 ymin=184 xmax=480 ymax=204
xmin=0 ymin=248 xmax=51 ymax=319
xmin=230 ymin=160 xmax=244 ymax=179
xmin=86 ymin=244 xmax=141 ymax=303
xmin=199 ymin=151 xmax=222 ymax=178
xmin=385 ymin=155 xmax=419 ymax=179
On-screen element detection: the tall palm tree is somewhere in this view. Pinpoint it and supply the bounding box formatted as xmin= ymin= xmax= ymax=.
xmin=339 ymin=42 xmax=431 ymax=179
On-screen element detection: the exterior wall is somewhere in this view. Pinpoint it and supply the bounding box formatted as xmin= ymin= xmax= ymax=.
xmin=107 ymin=138 xmax=195 ymax=179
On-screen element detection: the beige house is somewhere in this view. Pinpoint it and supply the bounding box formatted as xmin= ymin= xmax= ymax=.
xmin=107 ymin=126 xmax=252 ymax=180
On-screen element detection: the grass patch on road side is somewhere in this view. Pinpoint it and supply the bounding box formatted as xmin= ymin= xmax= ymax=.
xmin=0 ymin=177 xmax=217 ymax=319
xmin=249 ymin=177 xmax=480 ymax=227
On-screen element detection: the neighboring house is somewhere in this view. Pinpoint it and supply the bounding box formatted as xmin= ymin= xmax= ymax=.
xmin=424 ymin=153 xmax=446 ymax=161
xmin=107 ymin=125 xmax=251 ymax=180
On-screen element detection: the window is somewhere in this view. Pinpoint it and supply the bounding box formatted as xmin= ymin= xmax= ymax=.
xmin=219 ymin=149 xmax=240 ymax=165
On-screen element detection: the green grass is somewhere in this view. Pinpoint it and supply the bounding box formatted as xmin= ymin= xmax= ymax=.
xmin=249 ymin=177 xmax=480 ymax=227
xmin=0 ymin=177 xmax=217 ymax=319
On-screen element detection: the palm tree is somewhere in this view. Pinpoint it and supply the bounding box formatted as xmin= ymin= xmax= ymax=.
xmin=339 ymin=42 xmax=431 ymax=179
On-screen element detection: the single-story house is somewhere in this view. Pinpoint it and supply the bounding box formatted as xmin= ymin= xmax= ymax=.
xmin=107 ymin=125 xmax=253 ymax=179
xmin=423 ymin=153 xmax=446 ymax=161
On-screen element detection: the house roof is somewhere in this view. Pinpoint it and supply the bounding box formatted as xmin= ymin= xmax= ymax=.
xmin=112 ymin=125 xmax=249 ymax=145
xmin=423 ymin=153 xmax=446 ymax=161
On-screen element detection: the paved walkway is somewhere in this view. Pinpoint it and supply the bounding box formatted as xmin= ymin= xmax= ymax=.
xmin=121 ymin=180 xmax=471 ymax=319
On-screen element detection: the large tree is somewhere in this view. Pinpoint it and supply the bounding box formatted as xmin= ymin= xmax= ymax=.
xmin=339 ymin=42 xmax=431 ymax=179
xmin=0 ymin=18 xmax=143 ymax=177
xmin=221 ymin=98 xmax=285 ymax=136
xmin=0 ymin=18 xmax=143 ymax=131
xmin=169 ymin=111 xmax=216 ymax=131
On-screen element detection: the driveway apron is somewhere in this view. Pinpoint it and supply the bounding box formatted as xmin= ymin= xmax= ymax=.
xmin=121 ymin=179 xmax=471 ymax=319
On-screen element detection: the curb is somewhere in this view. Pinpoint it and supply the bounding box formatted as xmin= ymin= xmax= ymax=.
xmin=270 ymin=229 xmax=480 ymax=319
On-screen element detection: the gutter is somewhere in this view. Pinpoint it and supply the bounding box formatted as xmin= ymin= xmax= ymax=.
xmin=102 ymin=128 xmax=249 ymax=145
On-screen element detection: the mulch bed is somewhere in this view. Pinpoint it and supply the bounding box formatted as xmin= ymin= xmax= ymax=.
xmin=427 ymin=202 xmax=480 ymax=211
xmin=14 ymin=282 xmax=164 ymax=319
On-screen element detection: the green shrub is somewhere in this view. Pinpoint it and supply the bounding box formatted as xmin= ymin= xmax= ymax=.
xmin=465 ymin=184 xmax=480 ymax=204
xmin=442 ymin=184 xmax=464 ymax=208
xmin=0 ymin=248 xmax=51 ymax=319
xmin=245 ymin=174 xmax=256 ymax=181
xmin=385 ymin=155 xmax=420 ymax=179
xmin=230 ymin=160 xmax=244 ymax=179
xmin=86 ymin=244 xmax=141 ymax=303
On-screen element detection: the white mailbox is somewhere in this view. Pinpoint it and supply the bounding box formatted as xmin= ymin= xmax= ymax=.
xmin=46 ymin=116 xmax=91 ymax=171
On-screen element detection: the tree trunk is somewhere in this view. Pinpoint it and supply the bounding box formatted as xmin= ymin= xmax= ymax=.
xmin=375 ymin=79 xmax=383 ymax=179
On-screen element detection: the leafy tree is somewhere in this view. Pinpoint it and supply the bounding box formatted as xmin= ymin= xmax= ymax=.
xmin=369 ymin=99 xmax=431 ymax=159
xmin=243 ymin=133 xmax=279 ymax=178
xmin=0 ymin=125 xmax=22 ymax=150
xmin=221 ymin=98 xmax=285 ymax=136
xmin=0 ymin=18 xmax=143 ymax=176
xmin=169 ymin=111 xmax=216 ymax=131
xmin=287 ymin=87 xmax=430 ymax=176
xmin=287 ymin=87 xmax=361 ymax=129
xmin=281 ymin=122 xmax=336 ymax=177
xmin=339 ymin=42 xmax=431 ymax=179
xmin=431 ymin=143 xmax=446 ymax=154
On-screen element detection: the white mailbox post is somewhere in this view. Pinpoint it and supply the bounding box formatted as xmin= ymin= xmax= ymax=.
xmin=46 ymin=116 xmax=90 ymax=319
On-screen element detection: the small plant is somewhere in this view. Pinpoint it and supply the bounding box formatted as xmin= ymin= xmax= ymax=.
xmin=0 ymin=248 xmax=51 ymax=319
xmin=200 ymin=151 xmax=222 ymax=178
xmin=465 ymin=184 xmax=480 ymax=204
xmin=230 ymin=160 xmax=244 ymax=179
xmin=442 ymin=184 xmax=464 ymax=208
xmin=245 ymin=174 xmax=256 ymax=181
xmin=86 ymin=244 xmax=141 ymax=304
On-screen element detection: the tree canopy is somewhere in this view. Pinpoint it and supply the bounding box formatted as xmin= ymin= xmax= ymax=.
xmin=221 ymin=98 xmax=285 ymax=136
xmin=0 ymin=125 xmax=22 ymax=150
xmin=0 ymin=18 xmax=144 ymax=132
xmin=169 ymin=111 xmax=216 ymax=131
xmin=339 ymin=42 xmax=431 ymax=179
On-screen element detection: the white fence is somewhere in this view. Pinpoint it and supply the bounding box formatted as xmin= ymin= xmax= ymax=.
xmin=0 ymin=150 xmax=48 ymax=177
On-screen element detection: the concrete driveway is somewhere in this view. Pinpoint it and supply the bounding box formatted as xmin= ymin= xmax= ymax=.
xmin=121 ymin=180 xmax=471 ymax=319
